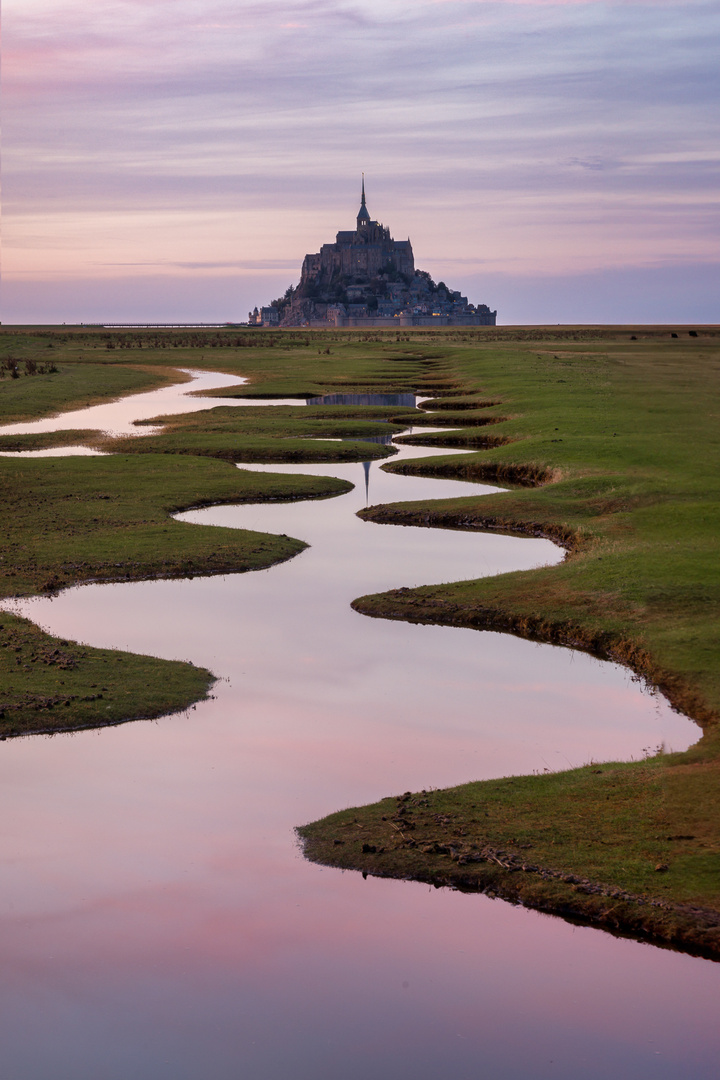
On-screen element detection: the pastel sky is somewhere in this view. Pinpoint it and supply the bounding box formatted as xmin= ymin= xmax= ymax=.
xmin=2 ymin=0 xmax=719 ymax=324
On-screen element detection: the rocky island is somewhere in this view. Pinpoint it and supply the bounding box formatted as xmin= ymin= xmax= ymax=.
xmin=249 ymin=179 xmax=497 ymax=329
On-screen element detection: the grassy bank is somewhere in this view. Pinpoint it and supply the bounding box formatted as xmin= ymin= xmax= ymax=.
xmin=0 ymin=327 xmax=434 ymax=402
xmin=0 ymin=355 xmax=179 ymax=423
xmin=4 ymin=326 xmax=720 ymax=952
xmin=299 ymin=762 xmax=720 ymax=957
xmin=0 ymin=453 xmax=352 ymax=599
xmin=0 ymin=451 xmax=351 ymax=736
xmin=363 ymin=333 xmax=720 ymax=728
xmin=1 ymin=329 xmax=429 ymax=735
xmin=0 ymin=612 xmax=216 ymax=738
xmin=298 ymin=327 xmax=720 ymax=955
xmin=101 ymin=403 xmax=418 ymax=463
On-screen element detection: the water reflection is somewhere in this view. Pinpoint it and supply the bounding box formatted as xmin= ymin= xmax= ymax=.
xmin=0 ymin=375 xmax=714 ymax=1079
xmin=307 ymin=392 xmax=417 ymax=407
xmin=0 ymin=446 xmax=108 ymax=458
xmin=232 ymin=392 xmax=418 ymax=409
xmin=0 ymin=368 xmax=248 ymax=438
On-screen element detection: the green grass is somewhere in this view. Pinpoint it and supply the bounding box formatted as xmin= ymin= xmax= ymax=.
xmin=0 ymin=612 xmax=216 ymax=737
xmin=0 ymin=327 xmax=434 ymax=400
xmin=0 ymin=430 xmax=105 ymax=451
xmin=0 ymin=359 xmax=175 ymax=422
xmin=103 ymin=404 xmax=418 ymax=463
xmin=359 ymin=335 xmax=720 ymax=727
xmin=0 ymin=327 xmax=432 ymax=738
xmin=295 ymin=327 xmax=720 ymax=954
xmin=0 ymin=453 xmax=352 ymax=599
xmin=299 ymin=758 xmax=720 ymax=956
xmin=4 ymin=325 xmax=720 ymax=953
xmin=0 ymin=451 xmax=350 ymax=736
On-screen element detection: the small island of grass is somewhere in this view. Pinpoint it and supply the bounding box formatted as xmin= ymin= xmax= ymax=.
xmin=2 ymin=325 xmax=720 ymax=956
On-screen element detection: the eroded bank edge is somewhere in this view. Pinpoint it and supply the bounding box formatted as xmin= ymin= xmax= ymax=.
xmin=300 ymin=363 xmax=720 ymax=954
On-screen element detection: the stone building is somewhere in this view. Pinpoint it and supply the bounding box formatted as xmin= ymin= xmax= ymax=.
xmin=250 ymin=180 xmax=496 ymax=328
xmin=298 ymin=178 xmax=415 ymax=291
xmin=248 ymin=306 xmax=279 ymax=327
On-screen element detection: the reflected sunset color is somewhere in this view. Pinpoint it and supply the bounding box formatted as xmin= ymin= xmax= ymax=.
xmin=0 ymin=375 xmax=715 ymax=1078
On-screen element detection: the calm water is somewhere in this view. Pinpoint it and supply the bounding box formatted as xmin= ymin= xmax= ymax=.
xmin=0 ymin=367 xmax=249 ymax=438
xmin=307 ymin=392 xmax=417 ymax=407
xmin=0 ymin=371 xmax=716 ymax=1079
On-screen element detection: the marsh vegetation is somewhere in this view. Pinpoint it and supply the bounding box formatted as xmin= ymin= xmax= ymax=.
xmin=1 ymin=323 xmax=718 ymax=951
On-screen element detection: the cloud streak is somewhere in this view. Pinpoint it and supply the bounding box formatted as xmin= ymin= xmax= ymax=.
xmin=3 ymin=0 xmax=719 ymax=321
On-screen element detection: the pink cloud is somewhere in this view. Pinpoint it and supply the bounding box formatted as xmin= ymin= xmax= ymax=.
xmin=3 ymin=0 xmax=717 ymax=321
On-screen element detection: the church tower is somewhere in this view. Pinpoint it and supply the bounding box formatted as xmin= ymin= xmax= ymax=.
xmin=356 ymin=175 xmax=371 ymax=231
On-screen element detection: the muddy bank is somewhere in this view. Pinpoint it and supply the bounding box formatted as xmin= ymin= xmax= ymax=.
xmin=382 ymin=456 xmax=558 ymax=488
xmin=417 ymin=396 xmax=501 ymax=410
xmin=351 ymin=584 xmax=716 ymax=730
xmin=394 ymin=431 xmax=514 ymax=451
xmin=299 ymin=793 xmax=720 ymax=959
xmin=357 ymin=500 xmax=584 ymax=550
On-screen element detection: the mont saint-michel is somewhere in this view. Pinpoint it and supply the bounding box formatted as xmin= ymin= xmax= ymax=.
xmin=249 ymin=181 xmax=497 ymax=328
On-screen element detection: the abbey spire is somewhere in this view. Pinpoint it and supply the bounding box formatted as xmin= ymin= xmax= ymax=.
xmin=356 ymin=174 xmax=371 ymax=229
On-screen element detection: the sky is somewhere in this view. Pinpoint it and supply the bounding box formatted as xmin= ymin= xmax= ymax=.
xmin=2 ymin=0 xmax=719 ymax=325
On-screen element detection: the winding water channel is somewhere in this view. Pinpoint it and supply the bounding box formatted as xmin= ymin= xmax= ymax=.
xmin=0 ymin=371 xmax=717 ymax=1079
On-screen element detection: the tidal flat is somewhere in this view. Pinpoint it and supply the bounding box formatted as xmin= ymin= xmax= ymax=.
xmin=1 ymin=324 xmax=719 ymax=957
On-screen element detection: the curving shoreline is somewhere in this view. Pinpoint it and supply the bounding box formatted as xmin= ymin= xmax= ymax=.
xmin=299 ymin=777 xmax=720 ymax=958
xmin=1 ymin=327 xmax=718 ymax=956
xmin=297 ymin=331 xmax=720 ymax=957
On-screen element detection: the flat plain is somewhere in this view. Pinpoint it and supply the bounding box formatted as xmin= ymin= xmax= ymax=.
xmin=1 ymin=324 xmax=719 ymax=952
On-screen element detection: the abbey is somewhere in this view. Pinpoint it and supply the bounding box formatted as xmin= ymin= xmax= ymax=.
xmin=249 ymin=181 xmax=497 ymax=328
xmin=301 ymin=179 xmax=415 ymax=289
